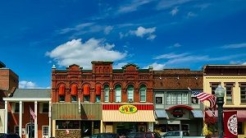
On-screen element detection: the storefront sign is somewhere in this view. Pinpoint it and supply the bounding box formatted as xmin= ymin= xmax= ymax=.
xmin=119 ymin=104 xmax=137 ymax=114
xmin=60 ymin=114 xmax=95 ymax=119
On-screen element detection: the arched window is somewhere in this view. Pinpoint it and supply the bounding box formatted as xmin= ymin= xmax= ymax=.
xmin=71 ymin=84 xmax=78 ymax=102
xmin=104 ymin=85 xmax=109 ymax=102
xmin=127 ymin=85 xmax=134 ymax=102
xmin=140 ymin=85 xmax=146 ymax=102
xmin=115 ymin=85 xmax=121 ymax=102
xmin=58 ymin=84 xmax=65 ymax=102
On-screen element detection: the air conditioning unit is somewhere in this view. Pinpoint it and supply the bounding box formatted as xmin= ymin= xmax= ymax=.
xmin=128 ymin=99 xmax=133 ymax=103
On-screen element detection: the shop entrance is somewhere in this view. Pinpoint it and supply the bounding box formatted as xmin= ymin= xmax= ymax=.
xmin=116 ymin=122 xmax=147 ymax=135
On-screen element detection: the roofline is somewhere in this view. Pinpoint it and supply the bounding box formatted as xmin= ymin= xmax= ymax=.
xmin=3 ymin=98 xmax=51 ymax=101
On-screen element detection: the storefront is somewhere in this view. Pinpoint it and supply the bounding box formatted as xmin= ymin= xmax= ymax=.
xmin=101 ymin=103 xmax=155 ymax=135
xmin=154 ymin=105 xmax=203 ymax=136
xmin=51 ymin=103 xmax=102 ymax=138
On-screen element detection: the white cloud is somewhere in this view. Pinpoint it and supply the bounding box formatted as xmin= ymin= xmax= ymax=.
xmin=170 ymin=7 xmax=179 ymax=16
xmin=46 ymin=38 xmax=127 ymax=69
xmin=154 ymin=53 xmax=189 ymax=59
xmin=157 ymin=0 xmax=192 ymax=10
xmin=187 ymin=12 xmax=197 ymax=18
xmin=117 ymin=0 xmax=153 ymax=14
xmin=113 ymin=62 xmax=128 ymax=69
xmin=58 ymin=23 xmax=94 ymax=34
xmin=104 ymin=26 xmax=113 ymax=35
xmin=19 ymin=81 xmax=37 ymax=89
xmin=221 ymin=43 xmax=246 ymax=49
xmin=145 ymin=62 xmax=165 ymax=70
xmin=174 ymin=43 xmax=181 ymax=47
xmin=130 ymin=26 xmax=156 ymax=40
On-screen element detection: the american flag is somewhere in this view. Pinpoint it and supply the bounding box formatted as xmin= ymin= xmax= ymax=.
xmin=188 ymin=87 xmax=216 ymax=109
xmin=29 ymin=106 xmax=36 ymax=120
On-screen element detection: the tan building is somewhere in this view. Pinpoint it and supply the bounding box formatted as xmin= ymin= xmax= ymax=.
xmin=203 ymin=65 xmax=246 ymax=138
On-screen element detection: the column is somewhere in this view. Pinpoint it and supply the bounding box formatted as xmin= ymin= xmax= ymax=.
xmin=19 ymin=101 xmax=22 ymax=138
xmin=4 ymin=101 xmax=8 ymax=133
xmin=48 ymin=101 xmax=51 ymax=138
xmin=35 ymin=101 xmax=38 ymax=138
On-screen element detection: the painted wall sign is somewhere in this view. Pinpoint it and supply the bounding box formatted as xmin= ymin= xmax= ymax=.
xmin=119 ymin=104 xmax=137 ymax=114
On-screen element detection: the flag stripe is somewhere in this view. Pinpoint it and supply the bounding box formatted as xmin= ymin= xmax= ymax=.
xmin=29 ymin=107 xmax=36 ymax=120
xmin=191 ymin=90 xmax=216 ymax=109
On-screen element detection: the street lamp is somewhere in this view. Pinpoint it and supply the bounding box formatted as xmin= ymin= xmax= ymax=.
xmin=215 ymin=84 xmax=225 ymax=138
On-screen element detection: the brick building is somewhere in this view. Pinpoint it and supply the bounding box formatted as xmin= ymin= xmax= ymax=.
xmin=51 ymin=61 xmax=155 ymax=138
xmin=0 ymin=61 xmax=18 ymax=133
xmin=153 ymin=69 xmax=204 ymax=136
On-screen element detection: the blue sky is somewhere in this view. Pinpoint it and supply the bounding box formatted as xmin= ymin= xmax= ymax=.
xmin=1 ymin=0 xmax=246 ymax=89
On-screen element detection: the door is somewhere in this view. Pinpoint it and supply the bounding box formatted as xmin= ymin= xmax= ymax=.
xmin=26 ymin=123 xmax=34 ymax=138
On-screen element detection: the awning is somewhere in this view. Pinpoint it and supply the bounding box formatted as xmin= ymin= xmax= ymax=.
xmin=167 ymin=105 xmax=193 ymax=111
xmin=155 ymin=110 xmax=168 ymax=118
xmin=102 ymin=110 xmax=155 ymax=122
xmin=191 ymin=110 xmax=203 ymax=118
xmin=205 ymin=110 xmax=246 ymax=122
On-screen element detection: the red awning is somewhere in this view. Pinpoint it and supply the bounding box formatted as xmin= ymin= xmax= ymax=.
xmin=58 ymin=84 xmax=65 ymax=96
xmin=167 ymin=105 xmax=193 ymax=111
xmin=95 ymin=85 xmax=101 ymax=95
xmin=71 ymin=84 xmax=78 ymax=96
xmin=83 ymin=85 xmax=90 ymax=96
xmin=205 ymin=110 xmax=246 ymax=122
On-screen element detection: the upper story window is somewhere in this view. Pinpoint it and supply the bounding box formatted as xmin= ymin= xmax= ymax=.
xmin=166 ymin=92 xmax=188 ymax=105
xmin=40 ymin=103 xmax=49 ymax=113
xmin=127 ymin=85 xmax=134 ymax=102
xmin=71 ymin=84 xmax=78 ymax=102
xmin=210 ymin=82 xmax=220 ymax=95
xmin=96 ymin=84 xmax=101 ymax=102
xmin=140 ymin=85 xmax=146 ymax=102
xmin=115 ymin=85 xmax=121 ymax=102
xmin=225 ymin=83 xmax=234 ymax=105
xmin=156 ymin=97 xmax=163 ymax=104
xmin=83 ymin=84 xmax=90 ymax=102
xmin=58 ymin=84 xmax=65 ymax=102
xmin=240 ymin=83 xmax=246 ymax=104
xmin=104 ymin=85 xmax=109 ymax=102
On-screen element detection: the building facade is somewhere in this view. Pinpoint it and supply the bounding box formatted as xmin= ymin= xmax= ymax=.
xmin=3 ymin=89 xmax=51 ymax=138
xmin=51 ymin=61 xmax=155 ymax=138
xmin=203 ymin=65 xmax=246 ymax=138
xmin=153 ymin=69 xmax=204 ymax=136
xmin=0 ymin=61 xmax=19 ymax=133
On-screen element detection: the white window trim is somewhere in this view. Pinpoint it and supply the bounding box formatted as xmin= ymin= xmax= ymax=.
xmin=140 ymin=87 xmax=146 ymax=102
xmin=42 ymin=125 xmax=49 ymax=138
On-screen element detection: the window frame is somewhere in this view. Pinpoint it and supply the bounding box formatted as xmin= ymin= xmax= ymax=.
xmin=127 ymin=85 xmax=134 ymax=102
xmin=42 ymin=125 xmax=49 ymax=137
xmin=104 ymin=85 xmax=109 ymax=102
xmin=225 ymin=83 xmax=234 ymax=105
xmin=240 ymin=83 xmax=246 ymax=104
xmin=140 ymin=85 xmax=146 ymax=102
xmin=115 ymin=85 xmax=122 ymax=102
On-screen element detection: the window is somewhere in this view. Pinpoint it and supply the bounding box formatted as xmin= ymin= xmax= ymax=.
xmin=56 ymin=120 xmax=80 ymax=129
xmin=140 ymin=85 xmax=146 ymax=102
xmin=156 ymin=97 xmax=163 ymax=104
xmin=14 ymin=126 xmax=19 ymax=134
xmin=96 ymin=96 xmax=101 ymax=102
xmin=225 ymin=83 xmax=234 ymax=104
xmin=210 ymin=83 xmax=220 ymax=95
xmin=84 ymin=96 xmax=90 ymax=102
xmin=127 ymin=85 xmax=134 ymax=101
xmin=59 ymin=96 xmax=65 ymax=102
xmin=240 ymin=83 xmax=246 ymax=103
xmin=191 ymin=97 xmax=198 ymax=104
xmin=43 ymin=103 xmax=49 ymax=113
xmin=42 ymin=126 xmax=49 ymax=137
xmin=71 ymin=95 xmax=77 ymax=102
xmin=14 ymin=103 xmax=20 ymax=113
xmin=104 ymin=85 xmax=109 ymax=102
xmin=115 ymin=85 xmax=121 ymax=102
xmin=166 ymin=92 xmax=188 ymax=104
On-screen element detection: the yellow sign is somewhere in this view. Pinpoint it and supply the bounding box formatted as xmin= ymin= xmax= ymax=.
xmin=119 ymin=104 xmax=137 ymax=114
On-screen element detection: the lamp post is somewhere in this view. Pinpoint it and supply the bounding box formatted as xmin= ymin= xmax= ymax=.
xmin=215 ymin=84 xmax=225 ymax=138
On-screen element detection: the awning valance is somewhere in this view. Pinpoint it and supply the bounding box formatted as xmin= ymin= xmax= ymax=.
xmin=191 ymin=110 xmax=203 ymax=118
xmin=102 ymin=110 xmax=155 ymax=122
xmin=167 ymin=105 xmax=193 ymax=111
xmin=95 ymin=85 xmax=101 ymax=95
xmin=71 ymin=84 xmax=78 ymax=96
xmin=58 ymin=84 xmax=65 ymax=96
xmin=155 ymin=110 xmax=168 ymax=118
